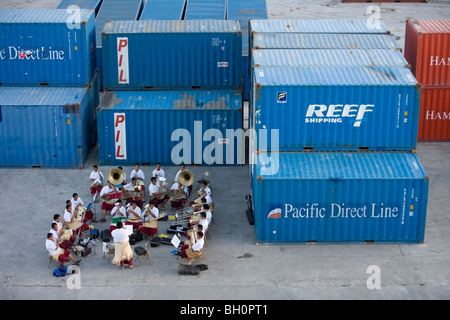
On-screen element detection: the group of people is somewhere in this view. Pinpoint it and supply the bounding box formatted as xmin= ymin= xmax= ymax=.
xmin=45 ymin=163 xmax=214 ymax=270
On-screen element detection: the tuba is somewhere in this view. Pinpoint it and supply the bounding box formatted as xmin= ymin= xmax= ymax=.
xmin=178 ymin=170 xmax=194 ymax=187
xmin=108 ymin=168 xmax=125 ymax=187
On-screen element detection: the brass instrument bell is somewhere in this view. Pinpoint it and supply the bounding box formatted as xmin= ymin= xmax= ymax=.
xmin=108 ymin=168 xmax=125 ymax=186
xmin=178 ymin=170 xmax=194 ymax=187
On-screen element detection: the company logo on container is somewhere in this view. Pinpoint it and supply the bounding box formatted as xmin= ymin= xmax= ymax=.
xmin=267 ymin=206 xmax=282 ymax=219
xmin=117 ymin=37 xmax=129 ymax=84
xmin=305 ymin=104 xmax=374 ymax=127
xmin=0 ymin=46 xmax=65 ymax=60
xmin=430 ymin=56 xmax=450 ymax=66
xmin=277 ymin=92 xmax=287 ymax=103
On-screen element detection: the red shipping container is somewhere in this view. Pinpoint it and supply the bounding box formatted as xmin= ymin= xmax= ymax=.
xmin=418 ymin=87 xmax=450 ymax=141
xmin=404 ymin=19 xmax=450 ymax=87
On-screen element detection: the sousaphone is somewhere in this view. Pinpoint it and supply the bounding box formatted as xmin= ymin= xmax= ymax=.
xmin=178 ymin=170 xmax=194 ymax=187
xmin=108 ymin=168 xmax=125 ymax=187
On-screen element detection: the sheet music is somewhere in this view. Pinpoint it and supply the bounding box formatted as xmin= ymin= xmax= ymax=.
xmin=171 ymin=234 xmax=181 ymax=248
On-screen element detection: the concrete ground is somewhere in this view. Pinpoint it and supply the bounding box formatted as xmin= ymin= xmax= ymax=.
xmin=0 ymin=0 xmax=449 ymax=301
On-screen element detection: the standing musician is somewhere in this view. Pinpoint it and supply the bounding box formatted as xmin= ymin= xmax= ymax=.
xmin=152 ymin=163 xmax=165 ymax=179
xmin=110 ymin=200 xmax=127 ymax=235
xmin=89 ymin=165 xmax=104 ymax=202
xmin=121 ymin=177 xmax=143 ymax=209
xmin=71 ymin=193 xmax=97 ymax=223
xmin=130 ymin=163 xmax=145 ymax=201
xmin=125 ymin=200 xmax=143 ymax=231
xmin=149 ymin=177 xmax=169 ymax=210
xmin=100 ymin=181 xmax=120 ymax=223
xmin=139 ymin=203 xmax=159 ymax=237
xmin=111 ymin=222 xmax=134 ymax=270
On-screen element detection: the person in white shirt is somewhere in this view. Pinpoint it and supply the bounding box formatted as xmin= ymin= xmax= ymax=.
xmin=89 ymin=165 xmax=104 ymax=201
xmin=174 ymin=164 xmax=186 ymax=182
xmin=118 ymin=166 xmax=127 ymax=185
xmin=150 ymin=177 xmax=169 ymax=210
xmin=100 ymin=181 xmax=120 ymax=222
xmin=71 ymin=193 xmax=97 ymax=223
xmin=152 ymin=163 xmax=165 ymax=179
xmin=180 ymin=231 xmax=204 ymax=265
xmin=130 ymin=163 xmax=145 ymax=200
xmin=125 ymin=201 xmax=142 ymax=231
xmin=111 ymin=222 xmax=133 ymax=270
xmin=64 ymin=204 xmax=89 ymax=236
xmin=202 ymin=204 xmax=212 ymax=225
xmin=50 ymin=222 xmax=73 ymax=250
xmin=121 ymin=177 xmax=143 ymax=209
xmin=140 ymin=203 xmax=159 ymax=237
xmin=46 ymin=232 xmax=80 ymax=267
xmin=110 ymin=200 xmax=127 ymax=234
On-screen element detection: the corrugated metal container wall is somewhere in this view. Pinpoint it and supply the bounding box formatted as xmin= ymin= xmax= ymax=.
xmin=404 ymin=19 xmax=450 ymax=87
xmin=57 ymin=0 xmax=103 ymax=16
xmin=0 ymin=9 xmax=96 ymax=87
xmin=0 ymin=86 xmax=94 ymax=168
xmin=251 ymin=49 xmax=408 ymax=68
xmin=184 ymin=0 xmax=226 ymax=20
xmin=139 ymin=0 xmax=186 ymax=20
xmin=417 ymin=87 xmax=450 ymax=141
xmin=97 ymin=90 xmax=244 ymax=166
xmin=252 ymin=65 xmax=420 ymax=151
xmin=102 ymin=20 xmax=242 ymax=90
xmin=95 ymin=0 xmax=143 ymax=89
xmin=227 ymin=0 xmax=268 ymax=101
xmin=251 ymin=152 xmax=429 ymax=243
xmin=252 ymin=33 xmax=400 ymax=50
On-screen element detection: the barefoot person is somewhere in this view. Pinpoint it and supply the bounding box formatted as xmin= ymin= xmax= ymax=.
xmin=111 ymin=222 xmax=134 ymax=270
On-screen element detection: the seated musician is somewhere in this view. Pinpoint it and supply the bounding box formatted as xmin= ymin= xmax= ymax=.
xmin=46 ymin=232 xmax=80 ymax=267
xmin=180 ymin=231 xmax=204 ymax=265
xmin=130 ymin=163 xmax=145 ymax=201
xmin=121 ymin=177 xmax=143 ymax=209
xmin=174 ymin=164 xmax=192 ymax=195
xmin=190 ymin=211 xmax=209 ymax=237
xmin=152 ymin=162 xmax=165 ymax=179
xmin=118 ymin=166 xmax=127 ymax=186
xmin=64 ymin=204 xmax=89 ymax=236
xmin=150 ymin=177 xmax=169 ymax=210
xmin=169 ymin=180 xmax=188 ymax=210
xmin=139 ymin=202 xmax=159 ymax=237
xmin=89 ymin=165 xmax=104 ymax=202
xmin=71 ymin=192 xmax=97 ymax=223
xmin=125 ymin=200 xmax=143 ymax=231
xmin=110 ymin=200 xmax=127 ymax=235
xmin=50 ymin=222 xmax=74 ymax=250
xmin=111 ymin=222 xmax=133 ymax=270
xmin=100 ymin=181 xmax=120 ymax=223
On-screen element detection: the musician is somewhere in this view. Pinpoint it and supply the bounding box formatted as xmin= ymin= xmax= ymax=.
xmin=50 ymin=222 xmax=74 ymax=250
xmin=100 ymin=181 xmax=120 ymax=223
xmin=122 ymin=177 xmax=143 ymax=209
xmin=125 ymin=200 xmax=143 ymax=231
xmin=111 ymin=222 xmax=134 ymax=270
xmin=64 ymin=204 xmax=89 ymax=236
xmin=152 ymin=163 xmax=165 ymax=179
xmin=110 ymin=200 xmax=127 ymax=235
xmin=130 ymin=163 xmax=145 ymax=200
xmin=53 ymin=214 xmax=65 ymax=231
xmin=180 ymin=231 xmax=204 ymax=265
xmin=118 ymin=166 xmax=127 ymax=185
xmin=46 ymin=232 xmax=80 ymax=267
xmin=71 ymin=193 xmax=97 ymax=223
xmin=89 ymin=165 xmax=104 ymax=202
xmin=174 ymin=164 xmax=194 ymax=195
xmin=139 ymin=203 xmax=159 ymax=237
xmin=150 ymin=177 xmax=169 ymax=210
xmin=191 ymin=211 xmax=209 ymax=237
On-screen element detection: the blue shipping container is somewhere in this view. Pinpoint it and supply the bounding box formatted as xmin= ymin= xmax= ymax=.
xmin=57 ymin=0 xmax=103 ymax=16
xmin=139 ymin=0 xmax=186 ymax=20
xmin=95 ymin=0 xmax=143 ymax=89
xmin=0 ymin=9 xmax=96 ymax=86
xmin=102 ymin=20 xmax=242 ymax=90
xmin=252 ymin=33 xmax=399 ymax=50
xmin=251 ymin=152 xmax=429 ymax=243
xmin=97 ymin=90 xmax=244 ymax=166
xmin=252 ymin=65 xmax=420 ymax=151
xmin=0 ymin=85 xmax=96 ymax=168
xmin=184 ymin=0 xmax=226 ymax=20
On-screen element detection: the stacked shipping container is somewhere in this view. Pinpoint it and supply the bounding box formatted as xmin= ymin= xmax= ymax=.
xmin=0 ymin=9 xmax=99 ymax=168
xmin=98 ymin=20 xmax=244 ymax=165
xmin=248 ymin=19 xmax=429 ymax=243
xmin=404 ymin=20 xmax=450 ymax=141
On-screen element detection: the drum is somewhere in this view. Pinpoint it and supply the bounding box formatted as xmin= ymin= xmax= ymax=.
xmin=93 ymin=178 xmax=103 ymax=187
